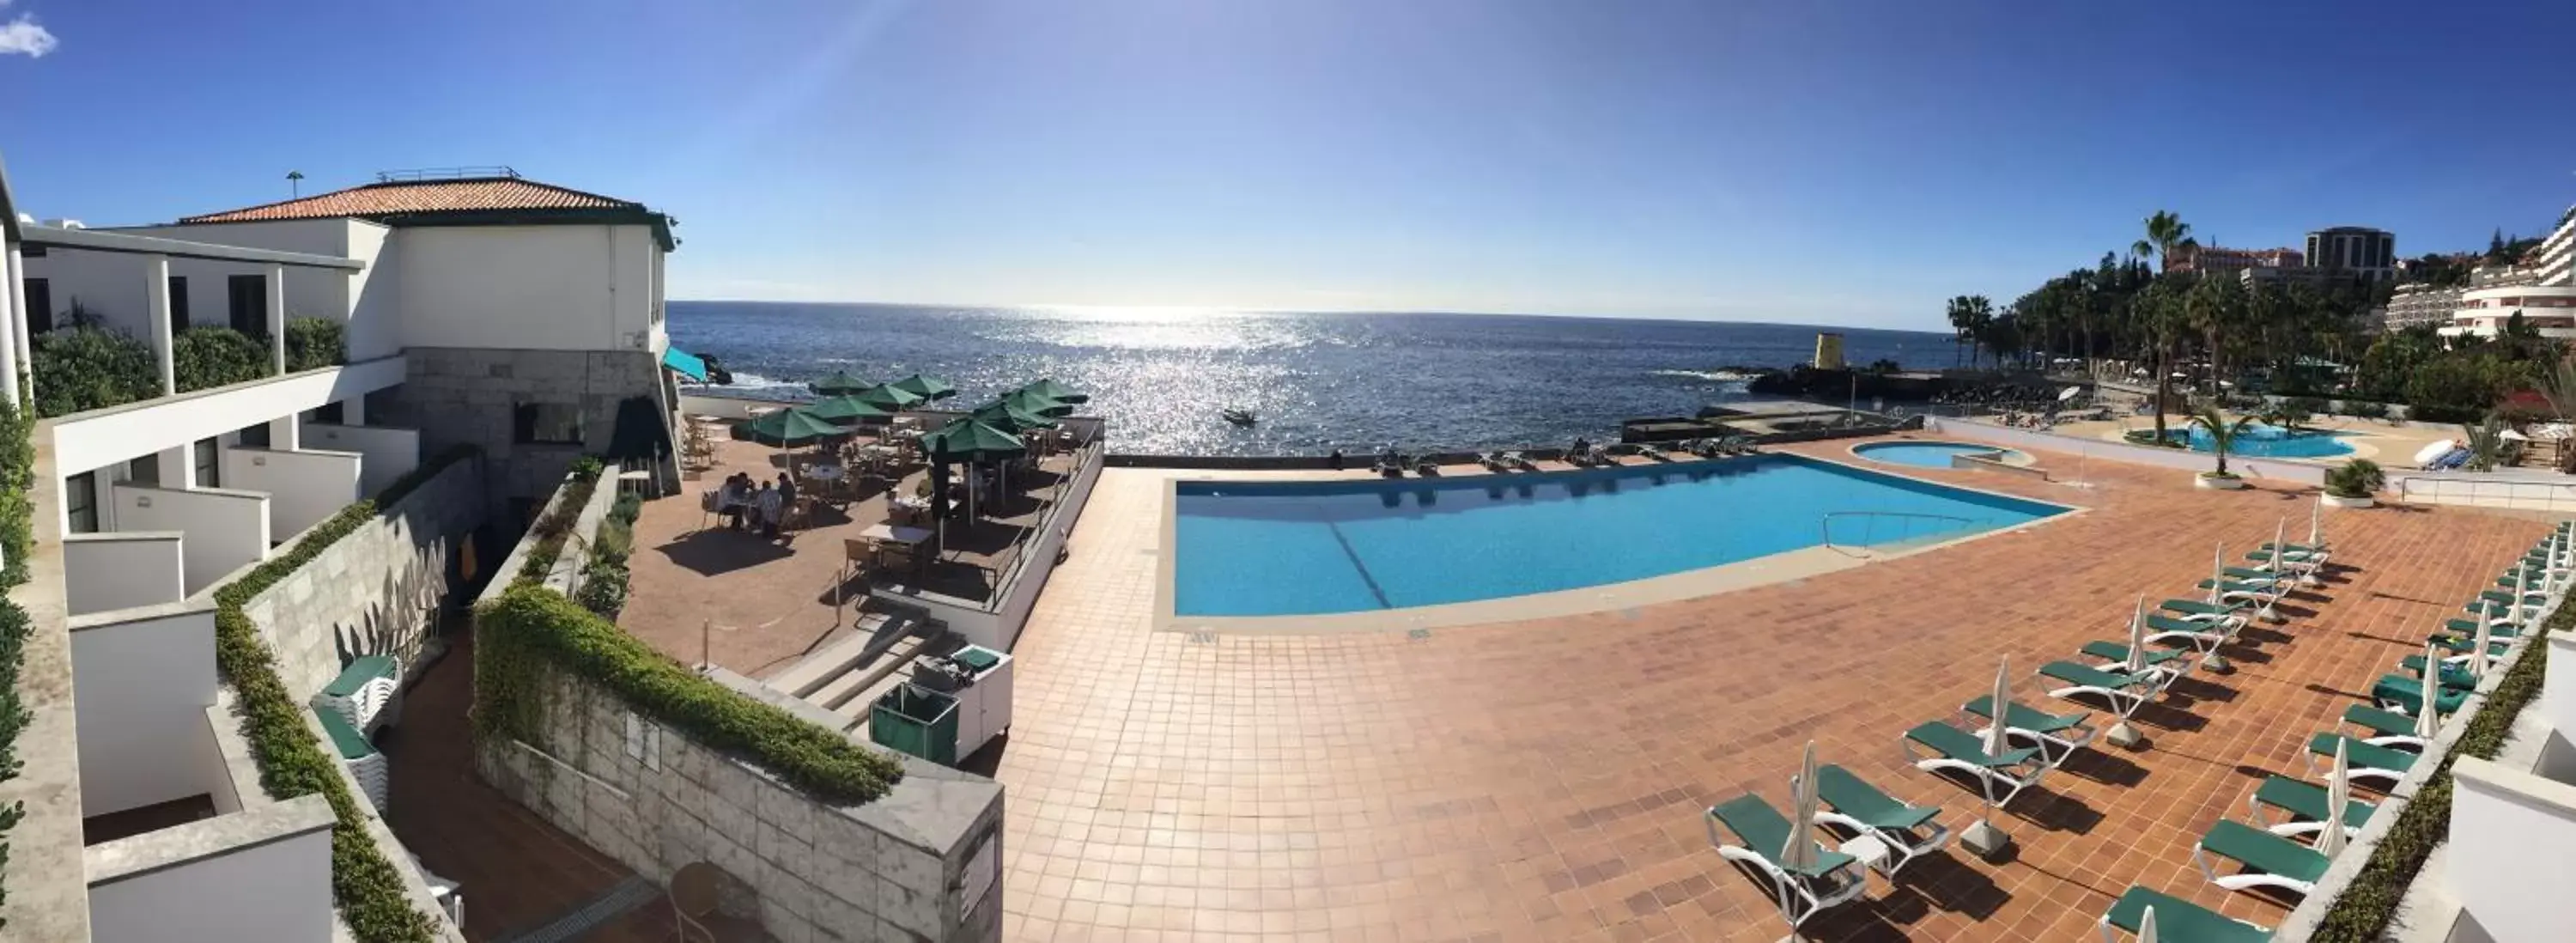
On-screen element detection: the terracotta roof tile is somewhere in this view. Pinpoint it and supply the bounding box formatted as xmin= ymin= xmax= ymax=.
xmin=178 ymin=177 xmax=643 ymax=224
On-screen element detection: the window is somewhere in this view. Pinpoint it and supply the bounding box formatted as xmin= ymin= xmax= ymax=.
xmin=513 ymin=401 xmax=585 ymax=445
xmin=167 ymin=276 xmax=191 ymax=325
xmin=238 ymin=423 xmax=270 ymax=448
xmin=227 ymin=275 xmax=267 ymax=335
xmin=21 ymin=278 xmax=51 ymax=334
xmin=126 ymin=456 xmax=160 ymax=487
xmin=195 ymin=438 xmax=220 ymax=488
xmin=65 ymin=472 xmax=97 ymax=534
xmin=313 ymin=401 xmax=344 ymax=425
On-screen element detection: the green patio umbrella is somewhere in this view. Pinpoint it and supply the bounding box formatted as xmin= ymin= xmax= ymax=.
xmin=970 ymin=400 xmax=1056 ymax=434
xmin=1000 ymin=386 xmax=1075 ymax=417
xmin=809 ymin=369 xmax=872 ymax=396
xmin=922 ymin=419 xmax=1027 ymax=522
xmin=854 ymin=383 xmax=926 ymax=411
xmin=889 ymin=374 xmax=957 ymax=401
xmin=1018 ymin=378 xmax=1087 ymax=405
xmin=803 ymin=394 xmax=890 ymax=424
xmin=737 ymin=406 xmax=844 ymax=446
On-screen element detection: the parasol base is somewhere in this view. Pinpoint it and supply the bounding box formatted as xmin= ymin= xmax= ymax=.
xmin=2259 ymin=605 xmax=2285 ymax=624
xmin=2105 ymin=721 xmax=2146 ymax=749
xmin=1960 ymin=819 xmax=2012 ymax=860
xmin=2202 ymin=653 xmax=2231 ymax=672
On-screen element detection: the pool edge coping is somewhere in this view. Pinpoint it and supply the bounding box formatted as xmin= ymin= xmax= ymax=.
xmin=1151 ymin=452 xmax=2088 ymax=636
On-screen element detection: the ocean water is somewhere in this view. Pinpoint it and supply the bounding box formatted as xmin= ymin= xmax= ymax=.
xmin=668 ymin=302 xmax=1960 ymax=456
xmin=1173 ymin=454 xmax=2067 ymax=616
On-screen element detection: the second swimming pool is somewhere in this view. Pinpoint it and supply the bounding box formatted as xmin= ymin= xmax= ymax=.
xmin=1173 ymin=454 xmax=2070 ymax=618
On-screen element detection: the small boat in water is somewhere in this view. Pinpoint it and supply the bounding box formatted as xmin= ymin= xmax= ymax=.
xmin=1221 ymin=408 xmax=1257 ymax=427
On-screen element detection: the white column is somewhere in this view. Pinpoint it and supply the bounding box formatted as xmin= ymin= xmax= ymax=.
xmin=156 ymin=446 xmax=194 ymax=490
xmin=0 ymin=239 xmax=18 ymax=409
xmin=144 ymin=254 xmax=174 ymax=396
xmin=264 ymin=263 xmax=286 ymax=374
xmin=342 ymin=396 xmax=365 ymax=425
xmin=3 ymin=245 xmax=25 ymax=401
xmin=269 ymin=416 xmax=299 ymax=452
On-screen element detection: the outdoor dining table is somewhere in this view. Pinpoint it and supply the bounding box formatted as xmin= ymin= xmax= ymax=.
xmin=805 ymin=464 xmax=846 ymax=483
xmin=860 ymin=523 xmax=935 ymax=571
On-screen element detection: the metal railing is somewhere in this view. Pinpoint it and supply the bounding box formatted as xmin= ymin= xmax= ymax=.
xmin=1820 ymin=511 xmax=1978 ymax=557
xmin=2397 ymin=475 xmax=2576 ymax=512
xmin=374 ymin=166 xmax=520 ymax=183
xmin=945 ymin=429 xmax=1108 ymax=608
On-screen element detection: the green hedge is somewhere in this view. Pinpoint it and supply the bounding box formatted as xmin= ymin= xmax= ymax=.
xmin=516 ymin=462 xmax=602 ymax=584
xmin=173 ymin=325 xmax=276 ymax=393
xmin=2309 ymin=596 xmax=2561 ymax=940
xmin=0 ymin=395 xmax=34 ymax=924
xmin=210 ymin=444 xmax=479 ymax=942
xmin=286 ymin=317 xmax=347 ymax=373
xmin=29 ymin=326 xmax=157 ymax=418
xmin=475 ymin=583 xmax=905 ymax=805
xmin=0 ymin=400 xmax=31 ymax=587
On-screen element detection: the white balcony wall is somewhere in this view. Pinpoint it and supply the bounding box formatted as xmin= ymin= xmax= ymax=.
xmin=50 ymin=356 xmax=405 ymax=476
xmin=69 ymin=600 xmax=221 ymax=816
xmin=19 ymin=245 xmax=154 ymax=338
xmin=118 ymin=218 xmax=401 ymax=358
xmin=2450 ymin=756 xmax=2576 ymax=943
xmin=220 ymin=447 xmax=360 ymax=539
xmin=110 ymin=484 xmax=268 ymax=595
xmin=62 ymin=532 xmax=185 ymax=616
xmin=396 ymin=224 xmax=657 ymax=351
xmin=298 ymin=422 xmax=420 ymax=496
xmin=85 ymin=794 xmax=337 ymax=943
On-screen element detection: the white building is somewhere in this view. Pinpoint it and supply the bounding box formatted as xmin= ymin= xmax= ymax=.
xmin=2436 ymin=209 xmax=2576 ymax=339
xmin=0 ymin=159 xmax=696 ymax=940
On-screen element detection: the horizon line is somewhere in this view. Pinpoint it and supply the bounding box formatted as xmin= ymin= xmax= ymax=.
xmin=664 ymin=298 xmax=1962 ymax=334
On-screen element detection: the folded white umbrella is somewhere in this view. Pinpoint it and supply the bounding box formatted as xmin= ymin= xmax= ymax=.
xmin=2138 ymin=905 xmax=2160 ymax=943
xmin=1985 ymin=657 xmax=2013 ymax=761
xmin=2512 ymin=568 xmax=2531 ymax=632
xmin=2472 ymin=613 xmax=2494 ymax=679
xmin=2416 ymin=639 xmax=2442 ymax=739
xmin=1782 ymin=739 xmax=1820 ymax=872
xmin=2208 ymin=544 xmax=2227 ymax=605
xmin=2271 ymin=518 xmax=2287 ymax=573
xmin=2316 ymin=738 xmax=2351 ymax=857
xmin=2126 ymin=594 xmax=2151 ymax=675
xmin=2308 ymin=496 xmax=2324 ymax=547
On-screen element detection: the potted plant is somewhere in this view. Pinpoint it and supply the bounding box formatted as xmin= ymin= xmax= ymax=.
xmin=2188 ymin=401 xmax=2254 ymax=490
xmin=2322 ymin=458 xmax=2383 ymax=508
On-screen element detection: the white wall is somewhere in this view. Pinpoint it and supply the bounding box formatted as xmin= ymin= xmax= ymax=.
xmin=396 ymin=224 xmax=657 ymax=351
xmin=298 ymin=422 xmax=419 ymax=496
xmin=84 ymin=795 xmax=337 ymax=943
xmin=221 ymin=447 xmax=360 ymax=539
xmin=677 ymin=392 xmax=799 ymax=421
xmin=2450 ymin=756 xmax=2576 ymax=943
xmin=50 ymin=355 xmax=405 ymax=474
xmin=20 ymin=244 xmax=154 ymax=338
xmin=110 ymin=484 xmax=269 ymax=595
xmin=63 ymin=532 xmax=186 ymax=617
xmin=68 ymin=602 xmax=221 ymax=815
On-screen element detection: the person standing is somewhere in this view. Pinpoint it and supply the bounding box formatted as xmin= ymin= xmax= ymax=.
xmin=756 ymin=481 xmax=783 ymax=538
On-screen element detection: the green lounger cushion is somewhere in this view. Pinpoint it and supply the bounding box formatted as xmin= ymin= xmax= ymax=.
xmin=2199 ymin=819 xmax=2330 ymax=885
xmin=2039 ymin=660 xmax=2154 ymax=692
xmin=1905 ymin=720 xmax=2040 ymax=769
xmin=2431 ymin=634 xmax=2511 ymax=656
xmin=2164 ymin=598 xmax=2251 ymax=617
xmin=2253 ymin=776 xmax=2374 ymax=831
xmin=2371 ymin=676 xmax=2470 ymax=716
xmin=2308 ymin=733 xmax=2418 ymax=775
xmin=2396 ymin=655 xmax=2477 ymax=691
xmin=2441 ymin=618 xmax=2521 ymax=639
xmin=1963 ymin=696 xmax=2092 ymax=734
xmin=1814 ymin=764 xmax=1941 ymax=831
xmin=2146 ymin=613 xmax=2228 ymax=636
xmin=2342 ymin=705 xmax=2421 ymax=739
xmin=2221 ymin=566 xmax=2285 ymax=580
xmin=2081 ymin=641 xmax=2188 ymax=667
xmin=2263 ymin=540 xmax=2330 ymax=552
xmin=1707 ymin=794 xmax=1856 ymax=879
xmin=2103 ymin=885 xmax=2272 ymax=942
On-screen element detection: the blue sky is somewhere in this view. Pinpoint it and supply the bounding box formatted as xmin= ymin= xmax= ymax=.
xmin=4 ymin=1 xmax=2576 ymax=330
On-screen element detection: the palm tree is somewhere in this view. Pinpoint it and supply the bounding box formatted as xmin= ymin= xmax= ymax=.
xmin=2185 ymin=275 xmax=2246 ymax=396
xmin=1946 ymin=295 xmax=1995 ymax=368
xmin=2188 ymin=399 xmax=2257 ymax=479
xmin=2135 ymin=277 xmax=2191 ymax=442
xmin=2463 ymin=412 xmax=2512 ymax=472
xmin=2133 ymin=210 xmax=2199 ymax=274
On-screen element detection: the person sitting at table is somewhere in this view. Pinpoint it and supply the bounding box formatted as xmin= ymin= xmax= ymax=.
xmin=756 ymin=481 xmax=783 ymax=538
xmin=718 ymin=473 xmax=749 ymax=530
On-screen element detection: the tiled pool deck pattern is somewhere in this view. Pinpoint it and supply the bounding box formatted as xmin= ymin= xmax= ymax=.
xmin=993 ymin=439 xmax=2553 ymax=942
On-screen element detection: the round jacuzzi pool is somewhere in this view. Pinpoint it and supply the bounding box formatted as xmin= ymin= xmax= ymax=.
xmin=1852 ymin=441 xmax=2027 ymax=468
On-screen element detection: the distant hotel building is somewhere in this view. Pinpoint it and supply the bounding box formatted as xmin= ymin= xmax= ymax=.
xmin=2385 ymin=283 xmax=2464 ymax=331
xmin=2432 ymin=208 xmax=2576 ymax=339
xmin=2306 ymin=226 xmax=2397 ymax=282
xmin=2161 ymin=244 xmax=2303 ymax=276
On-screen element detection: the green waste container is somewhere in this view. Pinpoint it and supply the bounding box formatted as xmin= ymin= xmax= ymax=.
xmin=870 ymin=684 xmax=961 ymax=764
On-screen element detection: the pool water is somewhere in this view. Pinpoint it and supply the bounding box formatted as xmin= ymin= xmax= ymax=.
xmin=1853 ymin=441 xmax=2023 ymax=468
xmin=1173 ymin=454 xmax=2069 ymax=617
xmin=2155 ymin=424 xmax=2354 ymax=459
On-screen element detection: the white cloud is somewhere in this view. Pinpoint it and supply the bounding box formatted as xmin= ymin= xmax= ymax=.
xmin=0 ymin=2 xmax=58 ymax=58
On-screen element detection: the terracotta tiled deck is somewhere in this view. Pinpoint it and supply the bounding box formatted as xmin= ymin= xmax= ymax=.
xmin=989 ymin=435 xmax=2556 ymax=942
xmin=620 ymin=435 xmax=1078 ymax=677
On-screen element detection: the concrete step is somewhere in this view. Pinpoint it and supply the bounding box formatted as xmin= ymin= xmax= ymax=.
xmin=829 ymin=631 xmax=969 ymax=733
xmin=769 ymin=613 xmax=895 ymax=697
xmin=807 ymin=632 xmax=926 ymax=712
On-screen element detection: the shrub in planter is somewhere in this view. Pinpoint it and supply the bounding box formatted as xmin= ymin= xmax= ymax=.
xmin=283 ymin=317 xmax=346 ymax=372
xmin=610 ymin=493 xmax=642 ymax=524
xmin=592 ymin=518 xmax=634 ymax=566
xmin=575 ymin=561 xmax=629 ymax=617
xmin=29 ymin=326 xmax=158 ymax=417
xmin=2188 ymin=401 xmax=2256 ymax=485
xmin=568 ymin=455 xmax=605 ymax=482
xmin=173 ymin=326 xmax=274 ymax=392
xmin=2324 ymin=459 xmax=2384 ymax=505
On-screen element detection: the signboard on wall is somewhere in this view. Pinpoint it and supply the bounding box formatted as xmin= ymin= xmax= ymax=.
xmin=959 ymin=831 xmax=999 ymax=921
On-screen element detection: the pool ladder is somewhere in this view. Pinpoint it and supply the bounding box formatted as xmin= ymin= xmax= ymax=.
xmin=1820 ymin=511 xmax=1977 ymax=558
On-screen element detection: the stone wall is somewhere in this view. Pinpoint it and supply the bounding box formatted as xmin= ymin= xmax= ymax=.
xmin=239 ymin=454 xmax=485 ymax=698
xmin=477 ymin=662 xmax=1004 ymax=943
xmin=378 ymin=345 xmax=673 ymax=521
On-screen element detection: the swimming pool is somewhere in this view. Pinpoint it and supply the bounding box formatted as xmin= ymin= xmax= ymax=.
xmin=1852 ymin=441 xmax=2027 ymax=468
xmin=2150 ymin=424 xmax=2354 ymax=459
xmin=1172 ymin=455 xmax=2069 ymax=618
